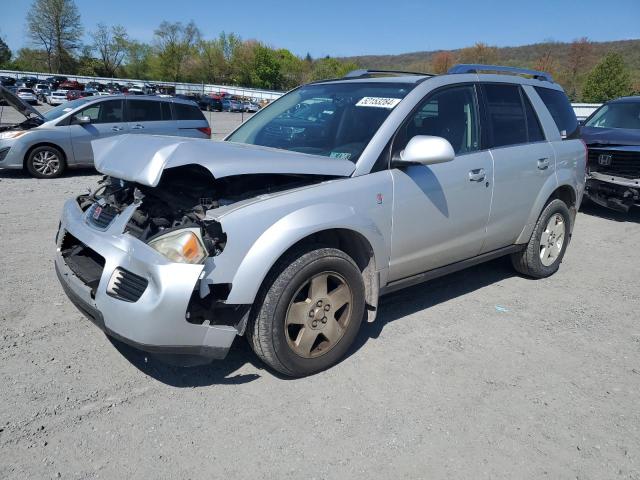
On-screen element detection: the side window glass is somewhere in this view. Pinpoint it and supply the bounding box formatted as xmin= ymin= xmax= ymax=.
xmin=77 ymin=101 xmax=124 ymax=124
xmin=534 ymin=86 xmax=579 ymax=139
xmin=78 ymin=105 xmax=100 ymax=121
xmin=161 ymin=102 xmax=173 ymax=121
xmin=523 ymin=93 xmax=545 ymax=142
xmin=127 ymin=100 xmax=162 ymax=122
xmin=394 ymin=85 xmax=479 ymax=157
xmin=483 ymin=84 xmax=528 ymax=147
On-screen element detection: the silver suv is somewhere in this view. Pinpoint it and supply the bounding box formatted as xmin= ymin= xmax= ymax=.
xmin=0 ymin=87 xmax=211 ymax=178
xmin=55 ymin=65 xmax=586 ymax=376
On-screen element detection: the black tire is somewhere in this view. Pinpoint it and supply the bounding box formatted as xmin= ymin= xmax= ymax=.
xmin=26 ymin=145 xmax=66 ymax=178
xmin=247 ymin=247 xmax=366 ymax=377
xmin=511 ymin=199 xmax=571 ymax=278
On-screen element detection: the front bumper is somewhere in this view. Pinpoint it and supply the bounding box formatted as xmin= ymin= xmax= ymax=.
xmin=585 ymin=172 xmax=640 ymax=212
xmin=55 ymin=198 xmax=238 ymax=359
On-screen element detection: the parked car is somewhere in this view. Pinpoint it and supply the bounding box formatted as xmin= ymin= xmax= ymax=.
xmin=198 ymin=96 xmax=223 ymax=111
xmin=66 ymin=90 xmax=94 ymax=101
xmin=16 ymin=88 xmax=39 ymax=105
xmin=59 ymin=80 xmax=84 ymax=91
xmin=0 ymin=86 xmax=211 ymax=178
xmin=243 ymin=100 xmax=260 ymax=113
xmin=34 ymin=83 xmax=52 ymax=102
xmin=85 ymin=81 xmax=104 ymax=92
xmin=581 ymin=96 xmax=640 ymax=212
xmin=47 ymin=90 xmax=68 ymax=105
xmin=52 ymin=65 xmax=586 ymax=376
xmin=45 ymin=76 xmax=68 ymax=90
xmin=222 ymin=98 xmax=243 ymax=112
xmin=1 ymin=76 xmax=16 ymax=87
xmin=18 ymin=76 xmax=38 ymax=88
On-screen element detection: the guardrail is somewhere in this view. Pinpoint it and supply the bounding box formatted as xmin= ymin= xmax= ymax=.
xmin=0 ymin=69 xmax=285 ymax=101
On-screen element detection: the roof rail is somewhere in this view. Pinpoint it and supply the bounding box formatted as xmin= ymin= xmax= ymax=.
xmin=447 ymin=64 xmax=553 ymax=82
xmin=343 ymin=69 xmax=434 ymax=79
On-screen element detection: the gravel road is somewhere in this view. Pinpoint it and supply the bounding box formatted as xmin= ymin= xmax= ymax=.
xmin=1 ymin=104 xmax=639 ymax=479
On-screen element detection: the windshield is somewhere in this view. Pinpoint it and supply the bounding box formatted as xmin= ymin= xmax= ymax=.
xmin=42 ymin=98 xmax=92 ymax=121
xmin=585 ymin=102 xmax=640 ymax=130
xmin=226 ymin=82 xmax=414 ymax=162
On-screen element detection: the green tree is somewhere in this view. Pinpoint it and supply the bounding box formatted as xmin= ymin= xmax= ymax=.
xmin=122 ymin=40 xmax=154 ymax=79
xmin=0 ymin=36 xmax=11 ymax=66
xmin=91 ymin=23 xmax=128 ymax=77
xmin=153 ymin=20 xmax=201 ymax=82
xmin=311 ymin=57 xmax=359 ymax=81
xmin=10 ymin=48 xmax=50 ymax=71
xmin=582 ymin=52 xmax=632 ymax=102
xmin=26 ymin=0 xmax=83 ymax=73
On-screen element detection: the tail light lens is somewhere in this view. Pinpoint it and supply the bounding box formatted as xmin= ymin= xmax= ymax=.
xmin=198 ymin=126 xmax=212 ymax=138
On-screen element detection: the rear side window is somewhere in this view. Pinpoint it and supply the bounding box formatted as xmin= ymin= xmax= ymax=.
xmin=174 ymin=102 xmax=206 ymax=121
xmin=523 ymin=93 xmax=545 ymax=142
xmin=482 ymin=84 xmax=528 ymax=147
xmin=534 ymin=87 xmax=578 ymax=139
xmin=127 ymin=100 xmax=163 ymax=122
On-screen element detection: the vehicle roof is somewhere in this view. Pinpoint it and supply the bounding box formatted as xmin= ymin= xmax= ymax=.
xmin=78 ymin=94 xmax=199 ymax=105
xmin=608 ymin=96 xmax=640 ymax=103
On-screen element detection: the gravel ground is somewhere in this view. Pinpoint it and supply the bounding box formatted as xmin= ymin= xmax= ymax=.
xmin=1 ymin=104 xmax=640 ymax=479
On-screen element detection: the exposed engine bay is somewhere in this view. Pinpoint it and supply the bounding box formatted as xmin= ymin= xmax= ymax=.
xmin=0 ymin=117 xmax=42 ymax=133
xmin=77 ymin=164 xmax=333 ymax=255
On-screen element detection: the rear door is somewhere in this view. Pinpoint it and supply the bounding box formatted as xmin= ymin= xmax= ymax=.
xmin=69 ymin=99 xmax=127 ymax=165
xmin=479 ymin=83 xmax=556 ymax=252
xmin=125 ymin=98 xmax=175 ymax=135
xmin=174 ymin=101 xmax=210 ymax=138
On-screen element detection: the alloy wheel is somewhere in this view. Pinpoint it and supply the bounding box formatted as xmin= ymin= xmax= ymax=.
xmin=31 ymin=150 xmax=61 ymax=177
xmin=539 ymin=213 xmax=565 ymax=266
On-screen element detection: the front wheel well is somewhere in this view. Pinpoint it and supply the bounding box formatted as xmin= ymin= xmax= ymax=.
xmin=269 ymin=229 xmax=379 ymax=322
xmin=23 ymin=142 xmax=67 ymax=169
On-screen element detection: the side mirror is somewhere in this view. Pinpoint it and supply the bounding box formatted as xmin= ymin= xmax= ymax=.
xmin=397 ymin=135 xmax=455 ymax=166
xmin=74 ymin=115 xmax=91 ymax=125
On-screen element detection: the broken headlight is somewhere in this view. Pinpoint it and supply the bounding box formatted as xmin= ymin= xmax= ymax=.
xmin=148 ymin=229 xmax=208 ymax=264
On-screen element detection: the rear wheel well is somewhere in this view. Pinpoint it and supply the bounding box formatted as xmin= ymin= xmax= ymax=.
xmin=549 ymin=185 xmax=576 ymax=209
xmin=23 ymin=142 xmax=67 ymax=169
xmin=270 ymin=229 xmax=379 ymax=322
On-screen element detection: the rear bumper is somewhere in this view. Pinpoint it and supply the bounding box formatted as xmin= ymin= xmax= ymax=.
xmin=55 ymin=198 xmax=238 ymax=359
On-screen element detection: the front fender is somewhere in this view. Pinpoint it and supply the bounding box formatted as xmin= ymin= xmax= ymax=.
xmin=223 ymin=203 xmax=387 ymax=304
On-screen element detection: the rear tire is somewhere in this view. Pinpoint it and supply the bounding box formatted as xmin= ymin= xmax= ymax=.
xmin=247 ymin=247 xmax=365 ymax=377
xmin=511 ymin=199 xmax=571 ymax=278
xmin=26 ymin=145 xmax=66 ymax=178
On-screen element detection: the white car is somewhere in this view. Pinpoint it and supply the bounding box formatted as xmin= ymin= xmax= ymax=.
xmin=95 ymin=91 xmax=112 ymax=96
xmin=47 ymin=91 xmax=68 ymax=105
xmin=16 ymin=88 xmax=39 ymax=105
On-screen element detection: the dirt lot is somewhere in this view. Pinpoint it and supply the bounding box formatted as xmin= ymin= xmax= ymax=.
xmin=1 ymin=105 xmax=640 ymax=479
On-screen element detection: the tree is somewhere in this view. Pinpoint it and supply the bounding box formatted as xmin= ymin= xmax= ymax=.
xmin=0 ymin=36 xmax=11 ymax=66
xmin=311 ymin=57 xmax=359 ymax=81
xmin=582 ymin=52 xmax=632 ymax=102
xmin=533 ymin=41 xmax=559 ymax=77
xmin=122 ymin=40 xmax=154 ymax=79
xmin=154 ymin=21 xmax=201 ymax=82
xmin=431 ymin=51 xmax=454 ymax=74
xmin=92 ymin=23 xmax=128 ymax=77
xmin=10 ymin=48 xmax=49 ymax=71
xmin=458 ymin=42 xmax=499 ymax=64
xmin=276 ymin=49 xmax=306 ymax=90
xmin=565 ymin=37 xmax=593 ymax=100
xmin=26 ymin=0 xmax=82 ymax=73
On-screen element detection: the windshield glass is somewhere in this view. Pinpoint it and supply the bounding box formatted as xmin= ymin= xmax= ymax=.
xmin=42 ymin=98 xmax=92 ymax=121
xmin=226 ymin=82 xmax=414 ymax=162
xmin=585 ymin=102 xmax=640 ymax=130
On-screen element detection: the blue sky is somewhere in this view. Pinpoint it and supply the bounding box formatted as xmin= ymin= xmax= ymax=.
xmin=1 ymin=0 xmax=639 ymax=58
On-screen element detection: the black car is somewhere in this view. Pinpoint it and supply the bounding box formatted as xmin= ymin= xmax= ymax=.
xmin=0 ymin=76 xmax=16 ymax=87
xmin=44 ymin=76 xmax=68 ymax=90
xmin=581 ymin=96 xmax=640 ymax=212
xmin=18 ymin=76 xmax=38 ymax=88
xmin=198 ymin=96 xmax=223 ymax=111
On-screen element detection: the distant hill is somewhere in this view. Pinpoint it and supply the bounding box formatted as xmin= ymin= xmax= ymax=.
xmin=339 ymin=39 xmax=640 ymax=73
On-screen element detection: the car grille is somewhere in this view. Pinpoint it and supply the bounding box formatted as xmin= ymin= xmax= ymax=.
xmin=107 ymin=267 xmax=148 ymax=303
xmin=588 ymin=149 xmax=640 ymax=179
xmin=86 ymin=202 xmax=117 ymax=229
xmin=60 ymin=231 xmax=106 ymax=294
xmin=0 ymin=147 xmax=9 ymax=162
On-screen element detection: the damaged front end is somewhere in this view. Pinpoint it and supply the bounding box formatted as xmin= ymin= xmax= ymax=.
xmin=585 ymin=146 xmax=640 ymax=212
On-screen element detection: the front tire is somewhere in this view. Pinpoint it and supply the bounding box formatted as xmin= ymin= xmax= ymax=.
xmin=511 ymin=199 xmax=571 ymax=278
xmin=26 ymin=145 xmax=66 ymax=178
xmin=247 ymin=247 xmax=365 ymax=377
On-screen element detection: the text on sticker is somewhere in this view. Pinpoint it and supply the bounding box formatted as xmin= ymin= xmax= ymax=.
xmin=355 ymin=97 xmax=402 ymax=109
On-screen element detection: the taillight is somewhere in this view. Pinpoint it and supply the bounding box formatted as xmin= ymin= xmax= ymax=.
xmin=198 ymin=127 xmax=212 ymax=138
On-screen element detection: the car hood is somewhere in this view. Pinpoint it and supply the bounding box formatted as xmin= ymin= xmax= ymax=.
xmin=92 ymin=134 xmax=356 ymax=187
xmin=581 ymin=126 xmax=640 ymax=146
xmin=0 ymin=85 xmax=43 ymax=120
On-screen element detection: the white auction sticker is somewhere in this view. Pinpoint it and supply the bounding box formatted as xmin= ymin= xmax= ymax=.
xmin=355 ymin=97 xmax=402 ymax=109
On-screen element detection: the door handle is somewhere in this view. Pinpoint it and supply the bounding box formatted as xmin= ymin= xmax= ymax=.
xmin=537 ymin=157 xmax=550 ymax=170
xmin=468 ymin=168 xmax=486 ymax=182
xmin=131 ymin=124 xmax=144 ymax=130
xmin=111 ymin=126 xmax=123 ymax=132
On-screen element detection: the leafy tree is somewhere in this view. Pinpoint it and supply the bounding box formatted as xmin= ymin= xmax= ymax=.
xmin=92 ymin=23 xmax=128 ymax=77
xmin=26 ymin=0 xmax=82 ymax=72
xmin=122 ymin=40 xmax=154 ymax=79
xmin=10 ymin=48 xmax=49 ymax=71
xmin=459 ymin=42 xmax=498 ymax=65
xmin=311 ymin=57 xmax=359 ymax=81
xmin=153 ymin=21 xmax=201 ymax=81
xmin=0 ymin=36 xmax=11 ymax=66
xmin=431 ymin=51 xmax=454 ymax=74
xmin=564 ymin=37 xmax=594 ymax=101
xmin=276 ymin=49 xmax=306 ymax=90
xmin=582 ymin=52 xmax=632 ymax=102
xmin=533 ymin=41 xmax=559 ymax=77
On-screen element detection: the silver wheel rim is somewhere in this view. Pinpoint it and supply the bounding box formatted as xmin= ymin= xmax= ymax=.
xmin=32 ymin=150 xmax=60 ymax=176
xmin=285 ymin=271 xmax=353 ymax=359
xmin=539 ymin=213 xmax=565 ymax=266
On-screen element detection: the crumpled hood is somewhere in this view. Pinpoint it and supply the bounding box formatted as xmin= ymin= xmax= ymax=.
xmin=581 ymin=126 xmax=640 ymax=146
xmin=0 ymin=85 xmax=44 ymax=120
xmin=92 ymin=134 xmax=356 ymax=186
